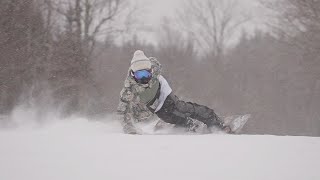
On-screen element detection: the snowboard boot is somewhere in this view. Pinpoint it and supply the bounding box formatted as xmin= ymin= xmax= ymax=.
xmin=223 ymin=114 xmax=251 ymax=134
xmin=222 ymin=125 xmax=233 ymax=134
xmin=205 ymin=118 xmax=234 ymax=134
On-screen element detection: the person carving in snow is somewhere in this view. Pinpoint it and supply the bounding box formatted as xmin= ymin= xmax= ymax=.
xmin=117 ymin=50 xmax=232 ymax=134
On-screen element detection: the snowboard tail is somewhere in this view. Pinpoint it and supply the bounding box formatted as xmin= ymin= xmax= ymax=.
xmin=223 ymin=114 xmax=251 ymax=134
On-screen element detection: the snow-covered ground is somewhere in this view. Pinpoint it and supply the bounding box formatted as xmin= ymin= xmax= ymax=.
xmin=0 ymin=111 xmax=320 ymax=180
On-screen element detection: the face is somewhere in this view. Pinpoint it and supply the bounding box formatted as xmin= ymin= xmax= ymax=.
xmin=131 ymin=69 xmax=153 ymax=84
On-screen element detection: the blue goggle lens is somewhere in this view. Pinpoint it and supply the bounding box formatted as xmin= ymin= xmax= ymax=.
xmin=133 ymin=70 xmax=152 ymax=84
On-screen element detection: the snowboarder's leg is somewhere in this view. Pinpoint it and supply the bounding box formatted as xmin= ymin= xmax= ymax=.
xmin=155 ymin=94 xmax=189 ymax=126
xmin=171 ymin=95 xmax=225 ymax=129
xmin=156 ymin=94 xmax=226 ymax=132
xmin=155 ymin=94 xmax=204 ymax=132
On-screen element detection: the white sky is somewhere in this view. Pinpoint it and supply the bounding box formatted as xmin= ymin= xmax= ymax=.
xmin=127 ymin=0 xmax=182 ymax=44
xmin=135 ymin=0 xmax=181 ymax=24
xmin=129 ymin=0 xmax=265 ymax=45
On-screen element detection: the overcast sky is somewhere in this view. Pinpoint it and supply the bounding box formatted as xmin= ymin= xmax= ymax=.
xmin=135 ymin=0 xmax=181 ymax=24
xmin=130 ymin=0 xmax=265 ymax=45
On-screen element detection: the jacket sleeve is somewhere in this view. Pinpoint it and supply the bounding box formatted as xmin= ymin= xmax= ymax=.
xmin=117 ymin=76 xmax=136 ymax=129
xmin=117 ymin=57 xmax=161 ymax=132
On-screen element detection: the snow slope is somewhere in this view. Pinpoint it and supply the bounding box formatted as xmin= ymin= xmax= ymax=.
xmin=0 ymin=115 xmax=320 ymax=180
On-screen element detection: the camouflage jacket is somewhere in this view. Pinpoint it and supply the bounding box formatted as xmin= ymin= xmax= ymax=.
xmin=117 ymin=57 xmax=162 ymax=128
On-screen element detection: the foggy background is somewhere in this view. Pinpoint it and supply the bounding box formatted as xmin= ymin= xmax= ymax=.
xmin=0 ymin=0 xmax=319 ymax=136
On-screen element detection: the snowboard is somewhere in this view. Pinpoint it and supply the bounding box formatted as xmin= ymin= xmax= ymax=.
xmin=138 ymin=114 xmax=251 ymax=135
xmin=221 ymin=114 xmax=251 ymax=134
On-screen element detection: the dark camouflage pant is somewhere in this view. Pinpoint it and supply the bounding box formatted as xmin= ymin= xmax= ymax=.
xmin=155 ymin=94 xmax=224 ymax=129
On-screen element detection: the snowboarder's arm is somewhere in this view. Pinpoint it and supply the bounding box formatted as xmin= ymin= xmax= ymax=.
xmin=117 ymin=78 xmax=140 ymax=134
xmin=117 ymin=57 xmax=161 ymax=133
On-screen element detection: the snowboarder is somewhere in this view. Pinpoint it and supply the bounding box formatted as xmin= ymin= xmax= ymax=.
xmin=117 ymin=50 xmax=232 ymax=134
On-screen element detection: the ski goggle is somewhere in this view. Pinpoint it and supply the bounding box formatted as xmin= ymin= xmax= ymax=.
xmin=131 ymin=69 xmax=152 ymax=84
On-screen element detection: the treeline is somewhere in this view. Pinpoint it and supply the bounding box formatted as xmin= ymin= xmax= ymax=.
xmin=0 ymin=0 xmax=132 ymax=118
xmin=0 ymin=0 xmax=319 ymax=136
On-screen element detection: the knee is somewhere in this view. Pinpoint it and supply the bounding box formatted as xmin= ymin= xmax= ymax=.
xmin=176 ymin=100 xmax=195 ymax=114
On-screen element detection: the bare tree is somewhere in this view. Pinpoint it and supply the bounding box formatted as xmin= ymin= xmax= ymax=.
xmin=156 ymin=18 xmax=197 ymax=95
xmin=261 ymin=0 xmax=320 ymax=135
xmin=54 ymin=0 xmax=130 ymax=60
xmin=48 ymin=0 xmax=136 ymax=115
xmin=178 ymin=0 xmax=250 ymax=61
xmin=261 ymin=0 xmax=320 ymax=58
xmin=157 ymin=18 xmax=196 ymax=61
xmin=0 ymin=0 xmax=46 ymax=114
